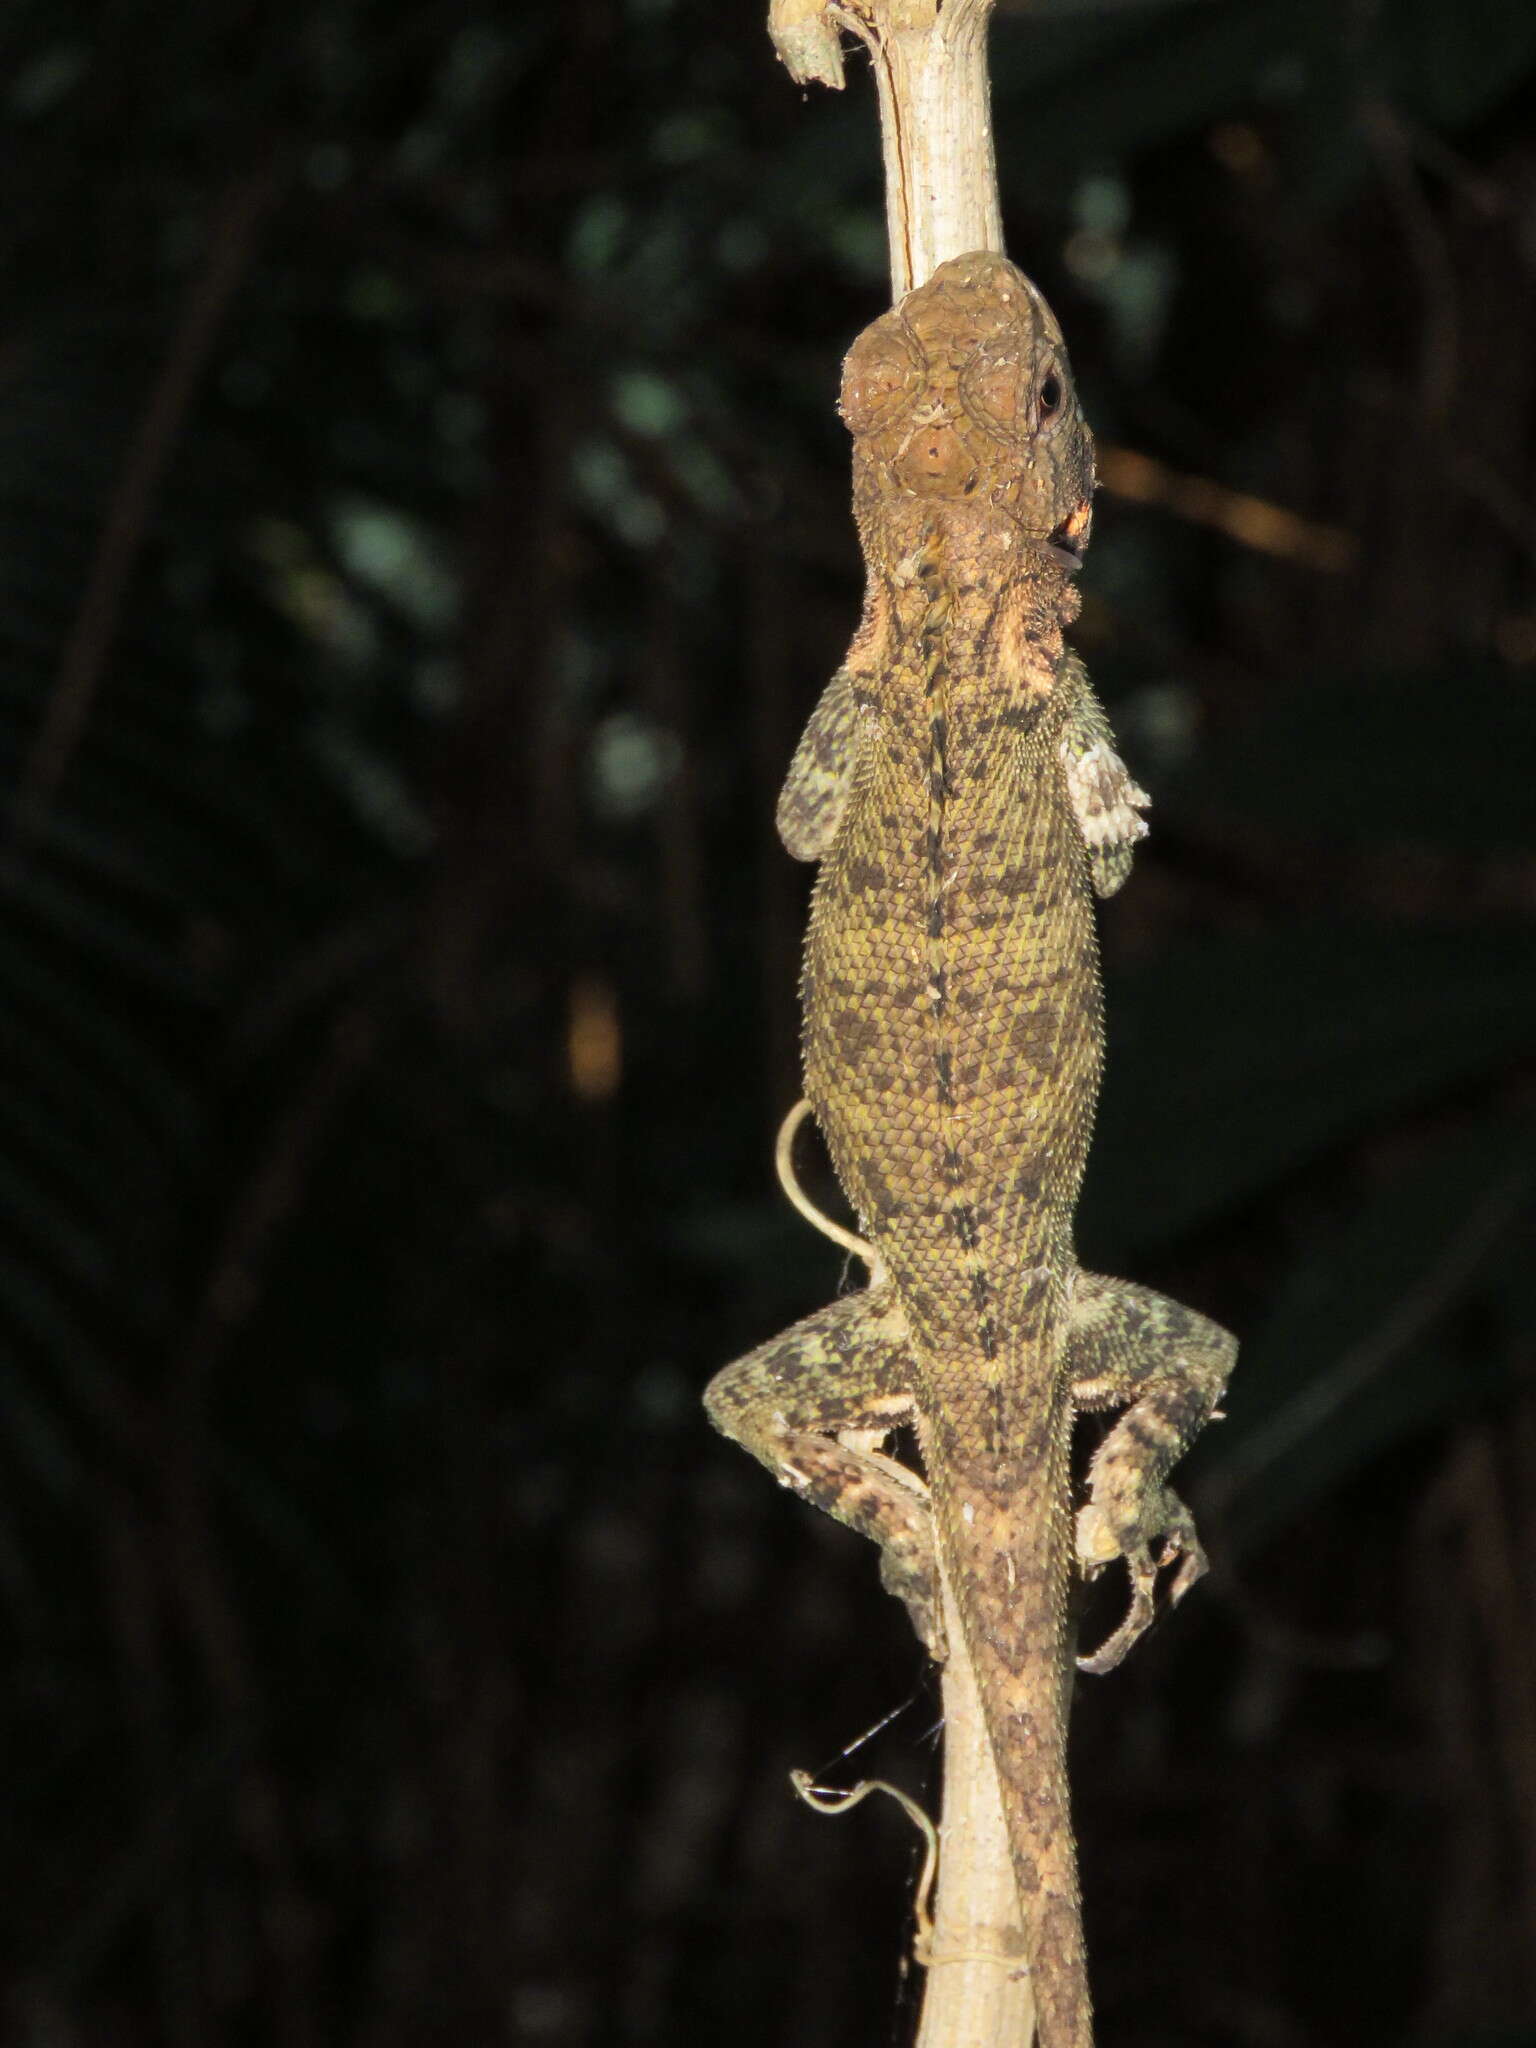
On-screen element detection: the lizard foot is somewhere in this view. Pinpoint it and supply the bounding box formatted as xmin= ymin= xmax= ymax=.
xmin=1073 ymin=1488 xmax=1207 ymax=1675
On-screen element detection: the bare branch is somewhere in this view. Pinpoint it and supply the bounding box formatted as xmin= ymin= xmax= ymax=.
xmin=769 ymin=1 xmax=1002 ymax=295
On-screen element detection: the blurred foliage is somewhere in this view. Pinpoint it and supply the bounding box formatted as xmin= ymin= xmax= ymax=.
xmin=0 ymin=0 xmax=1534 ymax=2044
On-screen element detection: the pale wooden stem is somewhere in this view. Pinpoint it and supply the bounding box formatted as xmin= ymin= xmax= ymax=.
xmin=839 ymin=0 xmax=1003 ymax=297
xmin=765 ymin=6 xmax=1035 ymax=2043
xmin=770 ymin=0 xmax=1003 ymax=295
xmin=914 ymin=1545 xmax=1035 ymax=2048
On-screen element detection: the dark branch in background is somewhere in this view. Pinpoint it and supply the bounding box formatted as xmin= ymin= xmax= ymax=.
xmin=160 ymin=1002 xmax=379 ymax=2048
xmin=10 ymin=158 xmax=282 ymax=843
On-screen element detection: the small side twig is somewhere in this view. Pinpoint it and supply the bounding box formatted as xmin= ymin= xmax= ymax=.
xmin=788 ymin=1543 xmax=1035 ymax=2046
xmin=1097 ymin=443 xmax=1356 ymax=572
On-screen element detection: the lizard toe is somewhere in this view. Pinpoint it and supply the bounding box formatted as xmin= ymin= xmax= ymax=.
xmin=1164 ymin=1528 xmax=1208 ymax=1607
xmin=1077 ymin=1568 xmax=1155 ymax=1675
xmin=1075 ymin=1486 xmax=1210 ymax=1672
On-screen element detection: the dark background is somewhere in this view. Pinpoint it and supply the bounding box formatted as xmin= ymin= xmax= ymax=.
xmin=3 ymin=0 xmax=1535 ymax=2042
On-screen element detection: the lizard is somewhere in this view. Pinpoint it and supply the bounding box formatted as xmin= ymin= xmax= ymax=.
xmin=704 ymin=251 xmax=1237 ymax=2048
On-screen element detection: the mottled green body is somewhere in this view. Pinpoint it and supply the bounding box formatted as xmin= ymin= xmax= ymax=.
xmin=807 ymin=584 xmax=1098 ymax=1404
xmin=707 ymin=254 xmax=1236 ymax=2048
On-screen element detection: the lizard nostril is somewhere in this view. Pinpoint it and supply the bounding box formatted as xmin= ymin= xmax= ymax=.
xmin=894 ymin=422 xmax=966 ymax=495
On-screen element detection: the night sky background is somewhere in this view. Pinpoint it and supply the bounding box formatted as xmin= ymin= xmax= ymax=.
xmin=2 ymin=1 xmax=1535 ymax=2043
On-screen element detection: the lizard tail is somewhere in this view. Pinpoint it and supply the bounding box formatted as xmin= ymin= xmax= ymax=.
xmin=929 ymin=1406 xmax=1092 ymax=2048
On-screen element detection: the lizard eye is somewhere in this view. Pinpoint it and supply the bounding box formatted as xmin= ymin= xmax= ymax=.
xmin=1039 ymin=372 xmax=1063 ymax=419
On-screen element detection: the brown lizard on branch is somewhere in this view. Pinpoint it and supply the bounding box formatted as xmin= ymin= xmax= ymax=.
xmin=706 ymin=252 xmax=1237 ymax=2047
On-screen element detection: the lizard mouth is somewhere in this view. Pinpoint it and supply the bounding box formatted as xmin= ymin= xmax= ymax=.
xmin=1045 ymin=499 xmax=1092 ymax=572
xmin=1046 ymin=519 xmax=1084 ymax=573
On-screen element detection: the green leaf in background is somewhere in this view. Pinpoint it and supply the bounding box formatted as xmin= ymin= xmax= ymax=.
xmin=1167 ymin=669 xmax=1536 ymax=853
xmin=1418 ymin=2033 xmax=1536 ymax=2048
xmin=993 ymin=0 xmax=1325 ymax=181
xmin=1084 ymin=922 xmax=1536 ymax=1255
xmin=1192 ymin=1110 xmax=1534 ymax=1554
xmin=1379 ymin=0 xmax=1536 ymax=129
xmin=992 ymin=0 xmax=1536 ymax=188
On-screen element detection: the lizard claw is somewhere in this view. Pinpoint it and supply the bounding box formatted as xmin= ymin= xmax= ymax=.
xmin=1165 ymin=1528 xmax=1208 ymax=1609
xmin=1076 ymin=1580 xmax=1154 ymax=1676
xmin=1073 ymin=1496 xmax=1208 ymax=1675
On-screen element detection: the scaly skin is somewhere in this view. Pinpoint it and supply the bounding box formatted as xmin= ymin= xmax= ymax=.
xmin=707 ymin=253 xmax=1237 ymax=2048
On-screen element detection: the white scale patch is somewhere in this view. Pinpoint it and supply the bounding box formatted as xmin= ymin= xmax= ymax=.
xmin=1060 ymin=738 xmax=1151 ymax=849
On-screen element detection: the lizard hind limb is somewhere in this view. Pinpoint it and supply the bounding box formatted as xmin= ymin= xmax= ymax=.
xmin=703 ymin=1286 xmax=946 ymax=1656
xmin=1066 ymin=1272 xmax=1237 ymax=1674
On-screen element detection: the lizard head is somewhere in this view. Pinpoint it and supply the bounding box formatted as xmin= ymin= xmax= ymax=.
xmin=840 ymin=251 xmax=1095 ymax=572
